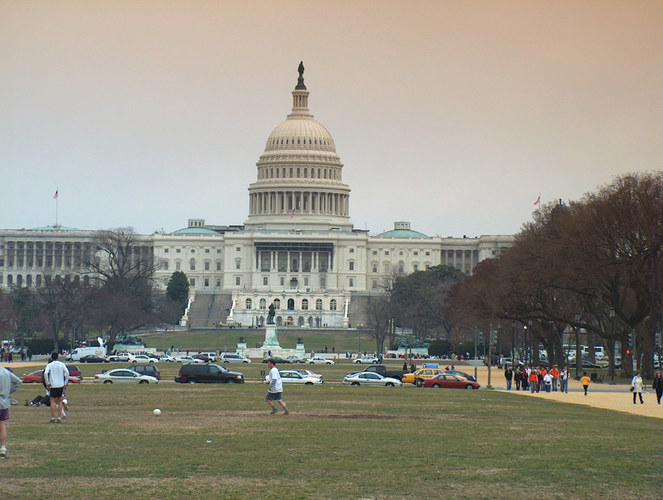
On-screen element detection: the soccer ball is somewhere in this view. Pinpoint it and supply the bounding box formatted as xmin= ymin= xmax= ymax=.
xmin=153 ymin=408 xmax=162 ymax=416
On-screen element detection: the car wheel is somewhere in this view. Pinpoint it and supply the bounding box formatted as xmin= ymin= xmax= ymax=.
xmin=386 ymin=382 xmax=394 ymax=387
xmin=132 ymin=360 xmax=136 ymax=363
xmin=326 ymin=361 xmax=332 ymax=364
xmin=103 ymin=380 xmax=112 ymax=384
xmin=139 ymin=380 xmax=148 ymax=384
xmin=432 ymin=384 xmax=441 ymax=388
xmin=243 ymin=361 xmax=248 ymax=363
xmin=465 ymin=384 xmax=474 ymax=389
xmin=187 ymin=379 xmax=196 ymax=384
xmin=310 ymin=362 xmax=314 ymax=364
xmin=225 ymin=378 xmax=237 ymax=383
xmin=305 ymin=382 xmax=313 ymax=385
xmin=415 ymin=378 xmax=424 ymax=387
xmin=351 ymin=382 xmax=360 ymax=386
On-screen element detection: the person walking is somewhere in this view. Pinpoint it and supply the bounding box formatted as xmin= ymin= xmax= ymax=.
xmin=560 ymin=366 xmax=569 ymax=393
xmin=580 ymin=372 xmax=591 ymax=396
xmin=514 ymin=366 xmax=522 ymax=391
xmin=43 ymin=352 xmax=69 ymax=423
xmin=550 ymin=365 xmax=559 ymax=392
xmin=0 ymin=365 xmax=22 ymax=458
xmin=265 ymin=359 xmax=289 ymax=415
xmin=529 ymin=368 xmax=538 ymax=394
xmin=504 ymin=366 xmax=513 ymax=391
xmin=543 ymin=371 xmax=552 ymax=392
xmin=631 ymin=372 xmax=644 ymax=404
xmin=652 ymin=371 xmax=663 ymax=405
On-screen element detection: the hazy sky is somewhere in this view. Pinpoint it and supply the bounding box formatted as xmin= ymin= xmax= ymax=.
xmin=2 ymin=1 xmax=662 ymax=237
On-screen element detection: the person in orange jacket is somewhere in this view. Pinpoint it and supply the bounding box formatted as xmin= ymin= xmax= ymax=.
xmin=529 ymin=368 xmax=539 ymax=394
xmin=550 ymin=365 xmax=559 ymax=392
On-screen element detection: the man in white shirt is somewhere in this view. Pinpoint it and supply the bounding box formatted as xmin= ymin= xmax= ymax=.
xmin=43 ymin=352 xmax=69 ymax=423
xmin=265 ymin=359 xmax=289 ymax=415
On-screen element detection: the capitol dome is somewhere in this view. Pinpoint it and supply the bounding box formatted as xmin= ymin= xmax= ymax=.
xmin=245 ymin=63 xmax=352 ymax=231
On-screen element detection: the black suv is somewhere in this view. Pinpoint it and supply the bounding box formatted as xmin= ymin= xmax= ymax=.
xmin=125 ymin=364 xmax=161 ymax=380
xmin=175 ymin=363 xmax=244 ymax=384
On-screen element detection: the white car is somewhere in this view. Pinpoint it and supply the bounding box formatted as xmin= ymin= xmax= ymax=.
xmin=221 ymin=353 xmax=252 ymax=363
xmin=280 ymin=370 xmax=323 ymax=385
xmin=353 ymin=357 xmax=379 ymax=364
xmin=93 ymin=368 xmax=159 ymax=384
xmin=131 ymin=355 xmax=156 ymax=363
xmin=159 ymin=354 xmax=175 ymax=362
xmin=292 ymin=369 xmax=323 ymax=380
xmin=108 ymin=353 xmax=135 ymax=362
xmin=307 ymin=357 xmax=334 ymax=365
xmin=175 ymin=356 xmax=206 ymax=364
xmin=342 ymin=372 xmax=402 ymax=387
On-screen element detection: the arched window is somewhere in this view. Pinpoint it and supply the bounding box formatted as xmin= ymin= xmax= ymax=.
xmin=301 ymin=299 xmax=309 ymax=310
xmin=315 ymin=299 xmax=322 ymax=310
xmin=190 ymin=258 xmax=196 ymax=271
xmin=273 ymin=298 xmax=281 ymax=309
xmin=298 ymin=317 xmax=305 ymax=326
xmin=287 ymin=298 xmax=295 ymax=310
xmin=259 ymin=298 xmax=266 ymax=309
xmin=245 ymin=298 xmax=252 ymax=310
xmin=330 ymin=299 xmax=337 ymax=311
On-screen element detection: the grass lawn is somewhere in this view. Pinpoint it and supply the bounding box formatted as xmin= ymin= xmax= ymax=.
xmin=4 ymin=360 xmax=662 ymax=499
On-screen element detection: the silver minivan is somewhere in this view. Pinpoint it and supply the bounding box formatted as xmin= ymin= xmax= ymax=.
xmin=220 ymin=353 xmax=252 ymax=364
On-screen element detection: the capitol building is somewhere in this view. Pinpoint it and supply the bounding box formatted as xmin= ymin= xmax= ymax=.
xmin=0 ymin=65 xmax=513 ymax=329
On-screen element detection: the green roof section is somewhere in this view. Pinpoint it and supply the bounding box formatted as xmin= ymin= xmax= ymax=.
xmin=376 ymin=228 xmax=429 ymax=239
xmin=173 ymin=227 xmax=219 ymax=235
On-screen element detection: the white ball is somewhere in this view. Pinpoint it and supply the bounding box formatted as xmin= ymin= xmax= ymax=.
xmin=153 ymin=408 xmax=162 ymax=416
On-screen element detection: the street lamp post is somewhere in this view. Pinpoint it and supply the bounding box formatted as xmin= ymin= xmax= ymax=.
xmin=512 ymin=321 xmax=516 ymax=368
xmin=574 ymin=312 xmax=581 ymax=379
xmin=609 ymin=308 xmax=616 ymax=385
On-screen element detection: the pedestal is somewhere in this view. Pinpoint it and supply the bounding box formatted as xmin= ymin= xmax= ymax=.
xmin=263 ymin=324 xmax=281 ymax=349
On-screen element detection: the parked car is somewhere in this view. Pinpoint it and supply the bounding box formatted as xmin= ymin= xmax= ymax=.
xmin=402 ymin=368 xmax=445 ymax=386
xmin=447 ymin=370 xmax=477 ymax=382
xmin=94 ymin=369 xmax=158 ymax=384
xmin=280 ymin=370 xmax=323 ymax=385
xmin=80 ymin=354 xmax=109 ymax=363
xmin=175 ymin=363 xmax=244 ymax=384
xmin=174 ymin=356 xmax=205 ymax=364
xmin=131 ymin=354 xmax=156 ymax=364
xmin=22 ymin=370 xmax=81 ymax=384
xmin=423 ymin=374 xmax=481 ymax=390
xmin=125 ymin=364 xmax=161 ymax=380
xmin=159 ymin=354 xmax=175 ymax=363
xmin=261 ymin=356 xmax=290 ymax=364
xmin=193 ymin=354 xmax=213 ymax=363
xmin=221 ymin=353 xmax=252 ymax=363
xmin=285 ymin=356 xmax=305 ymax=363
xmin=66 ymin=365 xmax=82 ymax=379
xmin=198 ymin=352 xmax=218 ymax=362
xmin=108 ymin=353 xmax=135 ymax=362
xmin=353 ymin=356 xmax=379 ymax=364
xmin=307 ymin=357 xmax=334 ymax=365
xmin=292 ymin=369 xmax=323 ymax=380
xmin=342 ymin=372 xmax=402 ymax=387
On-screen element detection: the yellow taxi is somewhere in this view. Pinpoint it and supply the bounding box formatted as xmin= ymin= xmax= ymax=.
xmin=402 ymin=368 xmax=445 ymax=387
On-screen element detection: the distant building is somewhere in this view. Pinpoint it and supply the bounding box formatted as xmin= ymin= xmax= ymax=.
xmin=0 ymin=66 xmax=513 ymax=328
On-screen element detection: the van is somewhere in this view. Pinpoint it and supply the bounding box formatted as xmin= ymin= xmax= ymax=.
xmin=220 ymin=353 xmax=252 ymax=364
xmin=175 ymin=363 xmax=244 ymax=384
xmin=68 ymin=346 xmax=107 ymax=361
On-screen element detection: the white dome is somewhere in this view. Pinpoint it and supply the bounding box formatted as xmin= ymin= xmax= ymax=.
xmin=264 ymin=118 xmax=336 ymax=153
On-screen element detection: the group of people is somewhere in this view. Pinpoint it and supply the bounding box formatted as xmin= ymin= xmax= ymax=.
xmin=504 ymin=364 xmax=570 ymax=393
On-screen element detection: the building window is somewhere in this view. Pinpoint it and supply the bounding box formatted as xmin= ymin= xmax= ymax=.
xmin=349 ymin=278 xmax=354 ymax=287
xmin=217 ymin=249 xmax=221 ymax=254
xmin=235 ymin=277 xmax=240 ymax=286
xmin=384 ymin=251 xmax=389 ymax=256
xmin=372 ymin=265 xmax=377 ymax=273
xmin=176 ymin=248 xmax=181 ymax=253
xmin=304 ymin=277 xmax=309 ymax=286
xmin=426 ymin=251 xmax=430 ymax=256
xmin=204 ymin=261 xmax=210 ymax=271
xmin=164 ymin=248 xmax=169 ymax=253
xmin=349 ymin=261 xmax=354 ymax=271
xmin=373 ymin=250 xmax=377 ymax=255
xmin=190 ymin=258 xmax=196 ymax=271
xmin=414 ymin=251 xmax=418 ymax=256
xmin=263 ymin=276 xmax=268 ymax=286
xmin=349 ymin=248 xmax=354 ymax=253
xmin=205 ymin=249 xmax=210 ymax=253
xmin=259 ymin=298 xmax=266 ymax=309
xmin=191 ymin=249 xmax=195 ymax=253
xmin=315 ymin=299 xmax=322 ymax=310
xmin=216 ymin=261 xmax=221 ymax=271
xmin=413 ymin=264 xmax=418 ymax=271
xmin=273 ymin=298 xmax=281 ymax=309
xmin=176 ymin=261 xmax=181 ymax=271
xmin=236 ymin=247 xmax=241 ymax=252
xmin=280 ymin=277 xmax=285 ymax=286
xmin=204 ymin=278 xmax=209 ymax=287
xmin=330 ymin=299 xmax=337 ymax=311
xmin=163 ymin=260 xmax=169 ymax=271
xmin=189 ymin=278 xmax=195 ymax=286
xmin=372 ymin=280 xmax=377 ymax=289
xmin=302 ymin=299 xmax=309 ymax=310
xmin=235 ymin=259 xmax=241 ymax=270
xmin=216 ymin=279 xmax=221 ymax=287
xmin=245 ymin=298 xmax=252 ymax=309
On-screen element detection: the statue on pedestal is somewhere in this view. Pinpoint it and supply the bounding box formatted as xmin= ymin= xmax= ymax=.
xmin=267 ymin=303 xmax=276 ymax=324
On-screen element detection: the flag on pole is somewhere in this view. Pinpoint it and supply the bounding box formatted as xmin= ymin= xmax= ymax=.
xmin=54 ymin=189 xmax=59 ymax=199
xmin=533 ymin=194 xmax=540 ymax=205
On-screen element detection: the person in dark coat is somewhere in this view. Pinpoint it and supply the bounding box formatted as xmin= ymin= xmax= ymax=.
xmin=653 ymin=371 xmax=663 ymax=405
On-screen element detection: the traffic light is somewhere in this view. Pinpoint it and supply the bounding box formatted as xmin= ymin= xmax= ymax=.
xmin=626 ymin=331 xmax=633 ymax=349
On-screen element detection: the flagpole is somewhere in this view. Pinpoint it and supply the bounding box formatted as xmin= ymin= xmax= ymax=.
xmin=54 ymin=189 xmax=59 ymax=228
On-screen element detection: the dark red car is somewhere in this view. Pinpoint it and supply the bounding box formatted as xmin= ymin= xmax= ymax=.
xmin=22 ymin=370 xmax=81 ymax=384
xmin=423 ymin=374 xmax=480 ymax=390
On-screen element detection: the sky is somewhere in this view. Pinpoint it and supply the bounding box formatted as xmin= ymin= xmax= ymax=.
xmin=2 ymin=1 xmax=662 ymax=238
